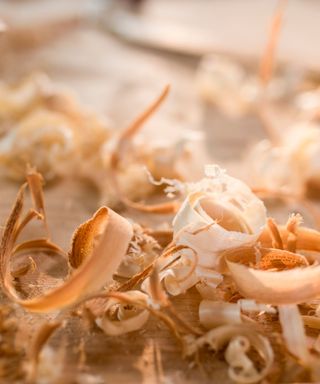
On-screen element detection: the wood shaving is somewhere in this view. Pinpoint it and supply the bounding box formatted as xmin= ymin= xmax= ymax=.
xmin=2 ymin=4 xmax=320 ymax=381
xmin=0 ymin=75 xmax=201 ymax=209
xmin=2 ymin=164 xmax=320 ymax=382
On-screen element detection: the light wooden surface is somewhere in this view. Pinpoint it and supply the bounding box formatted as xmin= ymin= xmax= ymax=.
xmin=0 ymin=1 xmax=319 ymax=383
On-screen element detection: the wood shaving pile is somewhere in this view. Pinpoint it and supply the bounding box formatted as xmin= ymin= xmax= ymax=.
xmin=2 ymin=2 xmax=320 ymax=384
xmin=1 ymin=161 xmax=320 ymax=383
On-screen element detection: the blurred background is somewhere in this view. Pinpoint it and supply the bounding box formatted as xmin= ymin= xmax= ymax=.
xmin=2 ymin=0 xmax=320 ymax=167
xmin=0 ymin=0 xmax=320 ymax=182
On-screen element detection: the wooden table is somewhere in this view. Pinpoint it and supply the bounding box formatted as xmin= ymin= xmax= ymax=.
xmin=0 ymin=1 xmax=319 ymax=383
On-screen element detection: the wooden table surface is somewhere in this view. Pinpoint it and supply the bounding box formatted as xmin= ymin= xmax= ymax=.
xmin=0 ymin=1 xmax=319 ymax=383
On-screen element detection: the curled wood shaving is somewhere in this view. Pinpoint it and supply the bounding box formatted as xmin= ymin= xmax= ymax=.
xmin=110 ymin=85 xmax=170 ymax=170
xmin=26 ymin=166 xmax=49 ymax=236
xmin=157 ymin=249 xmax=199 ymax=296
xmin=4 ymin=161 xmax=320 ymax=382
xmin=225 ymin=335 xmax=265 ymax=383
xmin=148 ymin=266 xmax=198 ymax=297
xmin=13 ymin=238 xmax=66 ymax=260
xmin=118 ymin=244 xmax=191 ymax=294
xmin=116 ymin=224 xmax=160 ymax=278
xmin=118 ymin=264 xmax=154 ymax=293
xmin=148 ymin=263 xmax=168 ymax=307
xmin=185 ymin=325 xmax=274 ymax=384
xmin=105 ymin=85 xmax=169 ymax=207
xmin=225 ymin=246 xmax=320 ymax=304
xmin=23 ymin=206 xmax=132 ymax=312
xmin=84 ymin=281 xmax=199 ymax=339
xmin=259 ymin=0 xmax=287 ymax=87
xmin=87 ymin=290 xmax=183 ymax=338
xmin=285 ymin=213 xmax=303 ymax=253
xmin=159 ymin=260 xmax=223 ymax=298
xmin=140 ymin=245 xmax=206 ymax=297
xmin=260 ymin=223 xmax=320 ymax=253
xmin=0 ymin=184 xmax=27 ymax=293
xmin=106 ymin=85 xmax=198 ymax=214
xmin=141 ymin=264 xmax=201 ymax=336
xmin=173 ymin=165 xmax=267 ymax=271
xmin=278 ymin=304 xmax=319 ymax=377
xmin=95 ymin=290 xmax=150 ymax=336
xmin=266 ymin=217 xmax=283 ymax=249
xmin=0 ymin=181 xmax=133 ymax=312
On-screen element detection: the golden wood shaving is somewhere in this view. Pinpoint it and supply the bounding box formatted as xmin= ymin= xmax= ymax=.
xmin=149 ymin=263 xmax=168 ymax=306
xmin=185 ymin=325 xmax=274 ymax=383
xmin=21 ymin=206 xmax=132 ymax=312
xmin=266 ymin=217 xmax=284 ymax=250
xmin=225 ymin=246 xmax=320 ymax=304
xmin=278 ymin=305 xmax=311 ymax=363
xmin=12 ymin=238 xmax=66 ymax=259
xmin=0 ymin=178 xmax=133 ymax=312
xmin=116 ymin=223 xmax=161 ymax=278
xmin=260 ymin=224 xmax=320 ymax=253
xmin=26 ymin=166 xmax=49 ymax=236
xmin=259 ymin=0 xmax=287 ymax=87
xmin=106 ymin=85 xmax=187 ymax=215
xmin=3 ymin=164 xmax=320 ymax=382
xmin=95 ymin=290 xmax=150 ymax=336
xmin=110 ymin=85 xmax=170 ymax=170
xmin=0 ymin=183 xmax=27 ymax=294
xmin=285 ymin=213 xmax=303 ymax=253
